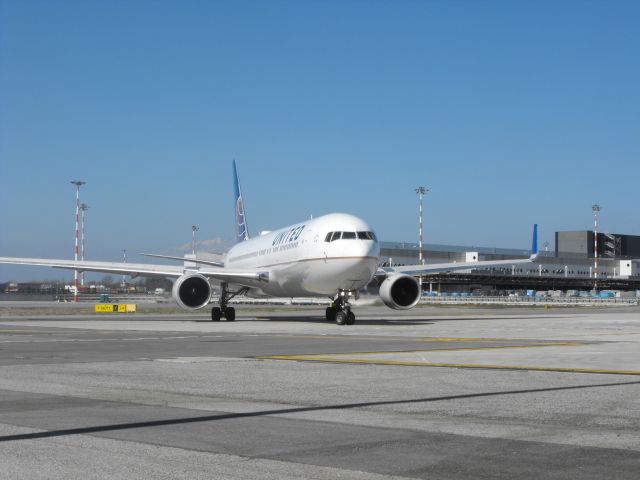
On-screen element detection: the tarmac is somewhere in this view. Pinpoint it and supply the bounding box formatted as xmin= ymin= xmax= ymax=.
xmin=1 ymin=303 xmax=639 ymax=479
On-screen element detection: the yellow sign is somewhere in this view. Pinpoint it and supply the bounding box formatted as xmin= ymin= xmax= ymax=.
xmin=95 ymin=304 xmax=137 ymax=313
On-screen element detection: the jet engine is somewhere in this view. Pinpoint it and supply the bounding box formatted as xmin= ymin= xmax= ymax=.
xmin=172 ymin=273 xmax=212 ymax=310
xmin=379 ymin=274 xmax=421 ymax=310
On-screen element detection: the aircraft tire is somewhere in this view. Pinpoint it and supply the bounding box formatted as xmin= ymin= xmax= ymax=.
xmin=335 ymin=311 xmax=347 ymax=325
xmin=346 ymin=311 xmax=355 ymax=325
xmin=225 ymin=307 xmax=236 ymax=322
xmin=211 ymin=307 xmax=222 ymax=322
xmin=325 ymin=306 xmax=335 ymax=322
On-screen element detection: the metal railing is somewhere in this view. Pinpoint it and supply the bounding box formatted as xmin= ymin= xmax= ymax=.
xmin=419 ymin=296 xmax=639 ymax=306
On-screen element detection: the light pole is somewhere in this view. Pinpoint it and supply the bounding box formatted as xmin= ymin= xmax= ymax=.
xmin=192 ymin=225 xmax=199 ymax=256
xmin=122 ymin=249 xmax=127 ymax=287
xmin=70 ymin=180 xmax=86 ymax=302
xmin=414 ymin=186 xmax=428 ymax=265
xmin=80 ymin=203 xmax=89 ymax=286
xmin=592 ymin=204 xmax=601 ymax=288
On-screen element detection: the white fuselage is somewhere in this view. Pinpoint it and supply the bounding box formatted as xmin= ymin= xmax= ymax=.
xmin=224 ymin=213 xmax=380 ymax=297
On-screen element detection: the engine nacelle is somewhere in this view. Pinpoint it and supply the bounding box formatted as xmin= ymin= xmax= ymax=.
xmin=172 ymin=273 xmax=212 ymax=310
xmin=379 ymin=274 xmax=421 ymax=310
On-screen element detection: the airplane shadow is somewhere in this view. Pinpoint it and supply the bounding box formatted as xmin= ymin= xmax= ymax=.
xmin=193 ymin=315 xmax=568 ymax=325
xmin=233 ymin=315 xmax=434 ymax=326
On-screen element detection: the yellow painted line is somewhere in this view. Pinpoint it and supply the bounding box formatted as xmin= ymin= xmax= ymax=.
xmin=246 ymin=332 xmax=485 ymax=342
xmin=260 ymin=356 xmax=640 ymax=376
xmin=417 ymin=337 xmax=580 ymax=343
xmin=389 ymin=342 xmax=582 ymax=354
xmin=260 ymin=342 xmax=581 ymax=359
xmin=417 ymin=337 xmax=513 ymax=342
xmin=247 ymin=333 xmax=572 ymax=345
xmin=303 ymin=335 xmax=522 ymax=343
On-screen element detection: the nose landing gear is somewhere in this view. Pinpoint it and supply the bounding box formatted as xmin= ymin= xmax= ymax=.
xmin=326 ymin=290 xmax=356 ymax=325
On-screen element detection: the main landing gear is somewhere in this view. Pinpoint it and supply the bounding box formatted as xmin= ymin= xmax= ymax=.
xmin=325 ymin=290 xmax=356 ymax=326
xmin=211 ymin=282 xmax=249 ymax=322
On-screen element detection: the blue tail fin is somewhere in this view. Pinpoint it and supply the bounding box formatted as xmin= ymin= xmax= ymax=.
xmin=530 ymin=224 xmax=538 ymax=259
xmin=233 ymin=160 xmax=249 ymax=242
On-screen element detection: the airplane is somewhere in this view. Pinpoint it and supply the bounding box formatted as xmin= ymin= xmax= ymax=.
xmin=0 ymin=161 xmax=539 ymax=325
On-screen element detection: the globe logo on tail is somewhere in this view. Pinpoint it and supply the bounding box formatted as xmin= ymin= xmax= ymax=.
xmin=233 ymin=160 xmax=249 ymax=242
xmin=236 ymin=196 xmax=247 ymax=241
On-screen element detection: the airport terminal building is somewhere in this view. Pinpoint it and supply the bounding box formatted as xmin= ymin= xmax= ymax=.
xmin=380 ymin=231 xmax=640 ymax=294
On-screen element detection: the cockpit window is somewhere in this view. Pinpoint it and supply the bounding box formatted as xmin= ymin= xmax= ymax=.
xmin=325 ymin=231 xmax=377 ymax=242
xmin=357 ymin=231 xmax=377 ymax=240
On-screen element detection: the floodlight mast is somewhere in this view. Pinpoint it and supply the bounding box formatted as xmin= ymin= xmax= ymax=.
xmin=592 ymin=204 xmax=601 ymax=289
xmin=192 ymin=225 xmax=199 ymax=256
xmin=80 ymin=203 xmax=89 ymax=286
xmin=70 ymin=181 xmax=86 ymax=302
xmin=415 ymin=187 xmax=428 ymax=265
xmin=122 ymin=249 xmax=127 ymax=287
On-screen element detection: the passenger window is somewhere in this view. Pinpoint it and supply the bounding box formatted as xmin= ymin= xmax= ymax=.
xmin=342 ymin=232 xmax=356 ymax=239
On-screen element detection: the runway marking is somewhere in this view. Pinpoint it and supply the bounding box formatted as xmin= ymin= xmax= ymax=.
xmin=400 ymin=342 xmax=581 ymax=353
xmin=260 ymin=342 xmax=581 ymax=360
xmin=259 ymin=340 xmax=640 ymax=376
xmin=249 ymin=334 xmax=544 ymax=343
xmin=417 ymin=337 xmax=517 ymax=342
xmin=261 ymin=355 xmax=640 ymax=376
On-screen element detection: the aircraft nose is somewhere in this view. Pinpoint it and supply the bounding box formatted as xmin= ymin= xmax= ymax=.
xmin=358 ymin=240 xmax=380 ymax=280
xmin=359 ymin=239 xmax=380 ymax=258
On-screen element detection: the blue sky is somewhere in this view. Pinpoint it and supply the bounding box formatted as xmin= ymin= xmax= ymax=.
xmin=1 ymin=0 xmax=639 ymax=281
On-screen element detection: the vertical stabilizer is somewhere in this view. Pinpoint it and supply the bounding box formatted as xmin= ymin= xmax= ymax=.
xmin=233 ymin=160 xmax=249 ymax=242
xmin=530 ymin=224 xmax=538 ymax=259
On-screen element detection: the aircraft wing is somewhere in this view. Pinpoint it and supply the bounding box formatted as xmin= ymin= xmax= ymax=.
xmin=378 ymin=224 xmax=539 ymax=278
xmin=377 ymin=256 xmax=535 ymax=277
xmin=0 ymin=257 xmax=184 ymax=277
xmin=140 ymin=253 xmax=225 ymax=267
xmin=0 ymin=257 xmax=269 ymax=285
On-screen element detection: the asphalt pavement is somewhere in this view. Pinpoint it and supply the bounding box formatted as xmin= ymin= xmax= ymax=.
xmin=1 ymin=304 xmax=639 ymax=479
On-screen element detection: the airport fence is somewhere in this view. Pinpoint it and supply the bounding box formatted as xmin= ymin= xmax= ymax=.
xmin=418 ymin=296 xmax=639 ymax=306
